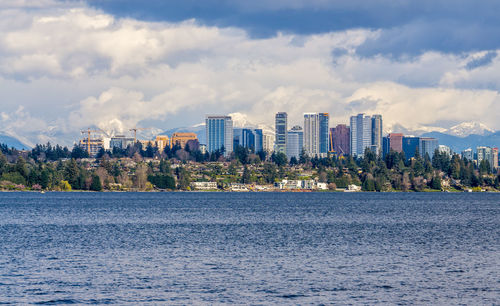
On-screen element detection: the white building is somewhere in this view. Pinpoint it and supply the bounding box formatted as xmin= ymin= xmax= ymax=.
xmin=191 ymin=181 xmax=218 ymax=190
xmin=350 ymin=113 xmax=372 ymax=157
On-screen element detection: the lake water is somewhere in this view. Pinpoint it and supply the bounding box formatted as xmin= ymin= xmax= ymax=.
xmin=0 ymin=192 xmax=499 ymax=304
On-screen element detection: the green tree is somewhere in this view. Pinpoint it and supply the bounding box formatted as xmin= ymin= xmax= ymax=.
xmin=241 ymin=166 xmax=251 ymax=184
xmin=262 ymin=163 xmax=277 ymax=183
xmin=271 ymin=152 xmax=288 ymax=167
xmin=430 ymin=175 xmax=442 ymax=190
xmin=90 ymin=174 xmax=102 ymax=191
xmin=148 ymin=174 xmax=176 ymax=189
xmin=1 ymin=172 xmax=26 ymax=185
xmin=15 ymin=156 xmax=29 ymax=180
xmin=479 ymin=159 xmax=491 ymax=174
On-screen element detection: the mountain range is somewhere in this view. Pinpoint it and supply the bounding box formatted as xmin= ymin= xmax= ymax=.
xmin=1 ymin=120 xmax=498 ymax=154
xmin=0 ymin=133 xmax=32 ymax=150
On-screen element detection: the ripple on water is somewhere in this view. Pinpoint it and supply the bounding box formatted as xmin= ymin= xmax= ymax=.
xmin=0 ymin=192 xmax=498 ymax=304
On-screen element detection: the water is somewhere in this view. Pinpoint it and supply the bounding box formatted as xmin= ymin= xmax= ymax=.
xmin=0 ymin=192 xmax=499 ymax=304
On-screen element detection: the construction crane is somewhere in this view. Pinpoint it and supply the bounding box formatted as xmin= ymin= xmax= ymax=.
xmin=129 ymin=127 xmax=152 ymax=143
xmin=80 ymin=128 xmax=102 ymax=154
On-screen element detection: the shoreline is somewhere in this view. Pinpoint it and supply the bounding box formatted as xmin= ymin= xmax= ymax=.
xmin=1 ymin=189 xmax=499 ymax=193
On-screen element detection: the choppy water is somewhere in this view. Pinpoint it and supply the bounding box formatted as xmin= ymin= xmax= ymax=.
xmin=0 ymin=192 xmax=499 ymax=304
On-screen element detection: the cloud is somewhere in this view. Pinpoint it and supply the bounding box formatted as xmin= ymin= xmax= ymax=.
xmin=465 ymin=51 xmax=497 ymax=70
xmin=1 ymin=2 xmax=500 ymax=147
xmin=84 ymin=0 xmax=500 ymax=56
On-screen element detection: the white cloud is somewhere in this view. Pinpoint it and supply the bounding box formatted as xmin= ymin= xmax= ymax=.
xmin=0 ymin=3 xmax=499 ymax=146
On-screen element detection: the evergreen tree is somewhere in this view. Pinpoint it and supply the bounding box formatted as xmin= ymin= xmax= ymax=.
xmin=430 ymin=175 xmax=442 ymax=190
xmin=241 ymin=166 xmax=251 ymax=184
xmin=90 ymin=174 xmax=102 ymax=191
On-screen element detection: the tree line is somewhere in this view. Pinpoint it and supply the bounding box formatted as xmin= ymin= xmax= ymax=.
xmin=0 ymin=141 xmax=499 ymax=191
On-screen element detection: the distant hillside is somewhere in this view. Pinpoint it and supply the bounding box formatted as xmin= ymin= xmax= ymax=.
xmin=0 ymin=134 xmax=32 ymax=150
xmin=421 ymin=131 xmax=500 ymax=153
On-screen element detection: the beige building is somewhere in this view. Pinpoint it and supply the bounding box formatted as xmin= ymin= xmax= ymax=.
xmin=140 ymin=136 xmax=170 ymax=152
xmin=171 ymin=132 xmax=198 ymax=149
xmin=155 ymin=135 xmax=170 ymax=151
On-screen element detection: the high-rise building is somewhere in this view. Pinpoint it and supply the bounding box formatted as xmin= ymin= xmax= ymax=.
xmin=319 ymin=113 xmax=329 ymax=156
xmin=402 ymin=136 xmax=419 ymax=159
xmin=493 ymin=147 xmax=499 ymax=170
xmin=330 ymin=125 xmax=350 ymax=156
xmin=371 ymin=115 xmax=383 ymax=155
xmin=304 ymin=113 xmax=320 ymax=157
xmin=388 ymin=133 xmax=404 ymax=153
xmin=462 ymin=148 xmax=473 ymax=161
xmin=275 ymin=112 xmax=287 ymax=155
xmin=477 ymin=146 xmax=494 ymax=170
xmin=262 ymin=131 xmax=275 ymax=153
xmin=438 ymin=145 xmax=452 ymax=157
xmin=382 ymin=136 xmax=390 ymax=158
xmin=233 ymin=128 xmax=263 ymax=152
xmin=206 ymin=115 xmax=233 ymax=156
xmin=286 ymin=125 xmax=303 ymax=160
xmin=350 ymin=113 xmax=372 ymax=157
xmin=419 ymin=137 xmax=438 ymax=159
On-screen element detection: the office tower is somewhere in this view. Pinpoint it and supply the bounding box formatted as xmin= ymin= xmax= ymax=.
xmin=286 ymin=125 xmax=303 ymax=160
xmin=350 ymin=113 xmax=372 ymax=157
xmin=304 ymin=113 xmax=319 ymax=157
xmin=330 ymin=124 xmax=350 ymax=156
xmin=419 ymin=137 xmax=438 ymax=159
xmin=319 ymin=113 xmax=329 ymax=156
xmin=262 ymin=132 xmax=275 ymax=153
xmin=477 ymin=146 xmax=494 ymax=170
xmin=462 ymin=148 xmax=473 ymax=161
xmin=371 ymin=114 xmax=383 ymax=155
xmin=275 ymin=112 xmax=287 ymax=155
xmin=206 ymin=115 xmax=233 ymax=156
xmin=402 ymin=136 xmax=419 ymax=159
xmin=233 ymin=128 xmax=263 ymax=152
xmin=171 ymin=132 xmax=197 ymax=149
xmin=253 ymin=129 xmax=264 ymax=153
xmin=493 ymin=148 xmax=499 ymax=170
xmin=438 ymin=145 xmax=452 ymax=157
xmin=388 ymin=133 xmax=403 ymax=153
xmin=382 ymin=137 xmax=390 ymax=158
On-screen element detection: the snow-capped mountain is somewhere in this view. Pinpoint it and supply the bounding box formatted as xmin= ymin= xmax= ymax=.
xmin=445 ymin=122 xmax=495 ymax=137
xmin=384 ymin=123 xmax=447 ymax=136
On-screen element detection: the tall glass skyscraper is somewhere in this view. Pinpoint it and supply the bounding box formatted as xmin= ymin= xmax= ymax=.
xmin=350 ymin=113 xmax=372 ymax=157
xmin=402 ymin=136 xmax=419 ymax=159
xmin=319 ymin=113 xmax=329 ymax=156
xmin=206 ymin=115 xmax=233 ymax=156
xmin=286 ymin=125 xmax=303 ymax=160
xmin=275 ymin=112 xmax=287 ymax=155
xmin=302 ymin=112 xmax=329 ymax=157
xmin=233 ymin=128 xmax=263 ymax=153
xmin=304 ymin=113 xmax=319 ymax=157
xmin=419 ymin=137 xmax=438 ymax=159
xmin=371 ymin=114 xmax=383 ymax=155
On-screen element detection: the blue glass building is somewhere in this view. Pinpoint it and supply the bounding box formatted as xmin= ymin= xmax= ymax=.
xmin=402 ymin=136 xmax=420 ymax=159
xmin=233 ymin=128 xmax=263 ymax=152
xmin=319 ymin=113 xmax=329 ymax=155
xmin=206 ymin=115 xmax=233 ymax=156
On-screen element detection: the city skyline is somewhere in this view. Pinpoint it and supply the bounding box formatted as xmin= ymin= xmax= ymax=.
xmin=1 ymin=1 xmax=500 ymax=148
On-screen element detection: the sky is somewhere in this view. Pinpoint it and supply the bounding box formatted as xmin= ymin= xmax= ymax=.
xmin=1 ymin=0 xmax=500 ymax=146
